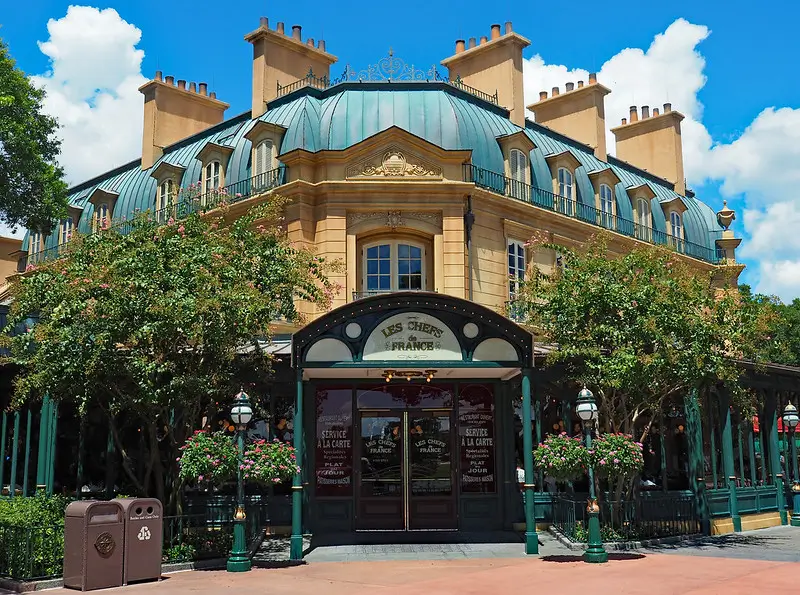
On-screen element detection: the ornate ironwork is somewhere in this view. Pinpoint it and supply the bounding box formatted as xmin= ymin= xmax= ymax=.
xmin=94 ymin=532 xmax=116 ymax=557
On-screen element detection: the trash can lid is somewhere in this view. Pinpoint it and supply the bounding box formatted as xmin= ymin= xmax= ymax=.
xmin=65 ymin=500 xmax=124 ymax=518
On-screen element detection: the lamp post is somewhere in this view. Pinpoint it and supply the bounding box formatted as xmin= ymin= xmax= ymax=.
xmin=227 ymin=389 xmax=253 ymax=573
xmin=575 ymin=386 xmax=608 ymax=564
xmin=782 ymin=402 xmax=800 ymax=527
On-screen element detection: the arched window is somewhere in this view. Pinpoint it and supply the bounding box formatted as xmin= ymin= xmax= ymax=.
xmin=363 ymin=241 xmax=425 ymax=295
xmin=509 ymin=149 xmax=529 ymax=201
xmin=254 ymin=140 xmax=274 ymax=177
xmin=670 ymin=211 xmax=683 ymax=246
xmin=157 ymin=179 xmax=175 ymax=212
xmin=558 ymin=168 xmax=574 ymax=216
xmin=599 ymin=184 xmax=613 ymax=228
xmin=59 ymin=217 xmax=73 ymax=245
xmin=204 ymin=160 xmax=221 ymax=192
xmin=635 ymin=197 xmax=651 ymax=241
xmin=94 ymin=202 xmax=110 ymax=231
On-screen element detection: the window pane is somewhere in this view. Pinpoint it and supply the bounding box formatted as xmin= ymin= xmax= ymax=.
xmin=409 ymin=259 xmax=422 ymax=275
xmin=367 ymin=275 xmax=379 ymax=290
xmin=409 ymin=275 xmax=422 ymax=290
xmin=410 ymin=246 xmax=421 ymax=258
xmin=367 ymin=246 xmax=378 ymax=259
xmin=398 ymin=244 xmax=409 ymax=258
xmin=398 ymin=260 xmax=409 ymax=275
xmin=379 ymin=244 xmax=390 ymax=259
xmin=367 ymin=260 xmax=378 ymax=275
xmin=379 ymin=276 xmax=391 ymax=290
xmin=379 ymin=259 xmax=390 ymax=275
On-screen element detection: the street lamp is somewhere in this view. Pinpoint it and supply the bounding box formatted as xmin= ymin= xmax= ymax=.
xmin=576 ymin=386 xmax=608 ymax=564
xmin=782 ymin=402 xmax=800 ymax=527
xmin=227 ymin=388 xmax=253 ymax=573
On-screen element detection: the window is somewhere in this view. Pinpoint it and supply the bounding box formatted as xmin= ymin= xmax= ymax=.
xmin=254 ymin=140 xmax=274 ymax=176
xmin=156 ymin=179 xmax=175 ymax=213
xmin=557 ymin=168 xmax=574 ymax=216
xmin=509 ymin=149 xmax=529 ymax=200
xmin=29 ymin=231 xmax=42 ymax=255
xmin=59 ymin=217 xmax=73 ymax=245
xmin=507 ymin=240 xmax=525 ymax=300
xmin=363 ymin=241 xmax=424 ymax=294
xmin=204 ymin=160 xmax=221 ymax=192
xmin=94 ymin=202 xmax=110 ymax=231
xmin=670 ymin=211 xmax=683 ymax=248
xmin=635 ymin=197 xmax=651 ymax=241
xmin=599 ymin=184 xmax=613 ymax=228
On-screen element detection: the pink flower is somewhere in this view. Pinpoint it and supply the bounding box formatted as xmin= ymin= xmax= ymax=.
xmin=198 ymin=475 xmax=204 ymax=481
xmin=100 ymin=283 xmax=110 ymax=289
xmin=167 ymin=217 xmax=175 ymax=226
xmin=177 ymin=225 xmax=185 ymax=234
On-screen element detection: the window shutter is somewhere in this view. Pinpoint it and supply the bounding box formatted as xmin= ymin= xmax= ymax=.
xmin=255 ymin=142 xmax=265 ymax=175
xmin=510 ymin=150 xmax=519 ymax=180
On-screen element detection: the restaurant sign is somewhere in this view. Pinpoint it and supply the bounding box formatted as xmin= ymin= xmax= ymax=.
xmin=363 ymin=312 xmax=462 ymax=361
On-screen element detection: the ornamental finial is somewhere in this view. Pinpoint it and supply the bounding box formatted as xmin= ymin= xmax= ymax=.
xmin=716 ymin=200 xmax=736 ymax=230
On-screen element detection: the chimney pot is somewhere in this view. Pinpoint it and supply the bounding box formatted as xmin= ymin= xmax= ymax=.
xmin=663 ymin=102 xmax=672 ymax=113
xmin=468 ymin=37 xmax=476 ymax=49
xmin=641 ymin=105 xmax=650 ymax=119
xmin=259 ymin=16 xmax=268 ymax=28
xmin=577 ymin=80 xmax=584 ymax=88
xmin=552 ymin=86 xmax=560 ymax=97
xmin=199 ymin=82 xmax=208 ymax=96
xmin=292 ymin=25 xmax=302 ymax=41
xmin=307 ymin=38 xmax=314 ymax=46
xmin=504 ymin=21 xmax=513 ymax=34
xmin=277 ymin=22 xmax=285 ymax=34
xmin=629 ymin=105 xmax=638 ymax=122
xmin=177 ymin=79 xmax=186 ymax=90
xmin=479 ymin=36 xmax=488 ymax=45
xmin=653 ymin=107 xmax=660 ymax=116
xmin=455 ymin=39 xmax=466 ymax=53
xmin=318 ymin=39 xmax=326 ymax=51
xmin=565 ymin=82 xmax=574 ymax=92
xmin=622 ymin=118 xmax=627 ymax=125
xmin=491 ymin=24 xmax=501 ymax=39
xmin=189 ymin=82 xmax=197 ymax=93
xmin=210 ymin=91 xmax=216 ymax=99
xmin=588 ymin=72 xmax=597 ymax=84
xmin=155 ymin=70 xmax=163 ymax=81
xmin=539 ymin=91 xmax=548 ymax=101
xmin=165 ymin=75 xmax=175 ymax=86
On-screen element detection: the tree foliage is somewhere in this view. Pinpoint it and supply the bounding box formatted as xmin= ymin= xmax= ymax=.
xmin=3 ymin=199 xmax=337 ymax=501
xmin=515 ymin=233 xmax=776 ymax=437
xmin=739 ymin=284 xmax=800 ymax=367
xmin=0 ymin=37 xmax=68 ymax=231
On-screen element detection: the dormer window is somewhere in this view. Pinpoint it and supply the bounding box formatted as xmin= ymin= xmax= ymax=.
xmin=558 ymin=167 xmax=574 ymax=216
xmin=94 ymin=202 xmax=110 ymax=231
xmin=204 ymin=160 xmax=221 ymax=192
xmin=254 ymin=140 xmax=275 ymax=176
xmin=599 ymin=184 xmax=614 ymax=228
xmin=157 ymin=179 xmax=175 ymax=212
xmin=58 ymin=217 xmax=74 ymax=245
xmin=29 ymin=231 xmax=42 ymax=256
xmin=670 ymin=210 xmax=683 ymax=244
xmin=635 ymin=197 xmax=651 ymax=241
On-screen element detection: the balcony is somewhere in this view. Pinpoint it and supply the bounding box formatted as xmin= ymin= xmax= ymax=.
xmin=463 ymin=165 xmax=722 ymax=265
xmin=352 ymin=289 xmax=432 ymax=302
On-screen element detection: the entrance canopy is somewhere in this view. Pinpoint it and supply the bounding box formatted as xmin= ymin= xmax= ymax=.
xmin=292 ymin=292 xmax=533 ymax=380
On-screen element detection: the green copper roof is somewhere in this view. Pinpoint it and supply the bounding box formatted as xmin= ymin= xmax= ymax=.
xmin=30 ymin=82 xmax=723 ymax=258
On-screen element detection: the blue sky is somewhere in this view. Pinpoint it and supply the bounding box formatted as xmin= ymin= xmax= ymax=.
xmin=2 ymin=0 xmax=799 ymax=298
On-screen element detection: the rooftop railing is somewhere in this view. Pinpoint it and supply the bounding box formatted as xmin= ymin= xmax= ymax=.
xmin=463 ymin=164 xmax=722 ymax=265
xmin=21 ymin=166 xmax=286 ymax=270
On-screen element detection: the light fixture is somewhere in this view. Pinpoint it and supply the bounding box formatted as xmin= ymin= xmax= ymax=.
xmin=575 ymin=386 xmax=599 ymax=424
xmin=381 ymin=369 xmax=437 ymax=383
xmin=231 ymin=388 xmax=253 ymax=429
xmin=783 ymin=403 xmax=799 ymax=430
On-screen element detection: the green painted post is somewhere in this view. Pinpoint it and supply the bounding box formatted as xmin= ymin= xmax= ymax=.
xmin=289 ymin=370 xmax=304 ymax=561
xmin=36 ymin=398 xmax=51 ymax=490
xmin=659 ymin=410 xmax=668 ymax=492
xmin=684 ymin=390 xmax=709 ymax=535
xmin=765 ymin=391 xmax=788 ymax=524
xmin=758 ymin=406 xmax=767 ymax=485
xmin=534 ymin=388 xmax=543 ymax=494
xmin=718 ymin=388 xmax=741 ymax=532
xmin=737 ymin=422 xmax=745 ymax=486
xmin=521 ymin=369 xmax=538 ymax=555
xmin=46 ymin=401 xmax=58 ymax=495
xmin=0 ymin=411 xmax=7 ymax=496
xmin=790 ymin=424 xmax=800 ymax=527
xmin=9 ymin=412 xmax=20 ymax=496
xmin=22 ymin=409 xmax=32 ymax=496
xmin=747 ymin=422 xmax=757 ymax=487
xmin=708 ymin=404 xmax=718 ymax=489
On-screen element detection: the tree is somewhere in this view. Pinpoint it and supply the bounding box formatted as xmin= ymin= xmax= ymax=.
xmin=3 ymin=198 xmax=338 ymax=504
xmin=739 ymin=284 xmax=800 ymax=367
xmin=0 ymin=37 xmax=68 ymax=231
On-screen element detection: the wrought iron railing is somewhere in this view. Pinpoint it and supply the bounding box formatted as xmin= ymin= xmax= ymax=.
xmin=464 ymin=164 xmax=722 ymax=264
xmin=276 ymin=56 xmax=500 ymax=106
xmin=351 ymin=288 xmax=432 ymax=302
xmin=0 ymin=522 xmax=64 ymax=581
xmin=20 ymin=167 xmax=286 ymax=270
xmin=551 ymin=493 xmax=701 ymax=542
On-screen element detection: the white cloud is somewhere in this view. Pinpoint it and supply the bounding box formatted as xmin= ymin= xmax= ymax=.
xmin=31 ymin=6 xmax=147 ymax=186
xmin=522 ymin=19 xmax=800 ymax=302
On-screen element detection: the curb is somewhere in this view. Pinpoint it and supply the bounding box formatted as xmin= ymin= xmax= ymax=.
xmin=547 ymin=527 xmax=701 ymax=551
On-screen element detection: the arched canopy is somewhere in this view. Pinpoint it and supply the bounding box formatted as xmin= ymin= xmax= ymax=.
xmin=292 ymin=292 xmax=534 ymax=373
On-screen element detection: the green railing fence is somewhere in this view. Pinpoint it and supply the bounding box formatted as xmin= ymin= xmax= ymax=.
xmin=463 ymin=164 xmax=722 ymax=264
xmin=0 ymin=522 xmax=64 ymax=581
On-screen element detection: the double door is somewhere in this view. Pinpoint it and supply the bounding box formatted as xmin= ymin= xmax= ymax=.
xmin=356 ymin=410 xmax=456 ymax=530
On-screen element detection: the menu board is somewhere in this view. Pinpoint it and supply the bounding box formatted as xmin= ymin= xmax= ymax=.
xmin=459 ymin=384 xmax=496 ymax=493
xmin=315 ymin=389 xmax=353 ymax=496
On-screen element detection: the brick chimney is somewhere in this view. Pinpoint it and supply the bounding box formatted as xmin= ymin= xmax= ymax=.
xmin=527 ymin=73 xmax=611 ymax=160
xmin=441 ymin=22 xmax=531 ymax=126
xmin=245 ymin=17 xmax=338 ymax=118
xmin=611 ymin=103 xmax=686 ymax=195
xmin=139 ymin=71 xmax=229 ymax=170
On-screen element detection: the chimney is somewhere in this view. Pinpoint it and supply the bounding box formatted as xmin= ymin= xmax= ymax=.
xmin=441 ymin=22 xmax=530 ymax=126
xmin=629 ymin=106 xmax=638 ymax=122
xmin=455 ymin=39 xmax=466 ymax=53
xmin=245 ymin=17 xmax=338 ymax=117
xmin=641 ymin=105 xmax=650 ymax=119
xmin=539 ymin=91 xmax=547 ymax=101
xmin=611 ymin=105 xmax=686 ymax=194
xmin=527 ymin=73 xmax=612 ymax=160
xmin=138 ymin=73 xmax=229 ymax=169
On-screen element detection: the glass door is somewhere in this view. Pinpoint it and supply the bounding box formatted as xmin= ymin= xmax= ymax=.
xmin=356 ymin=410 xmax=456 ymax=531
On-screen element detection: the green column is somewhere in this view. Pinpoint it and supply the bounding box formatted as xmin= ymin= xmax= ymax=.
xmin=289 ymin=369 xmax=304 ymax=561
xmin=521 ymin=369 xmax=538 ymax=555
xmin=46 ymin=401 xmax=58 ymax=495
xmin=747 ymin=422 xmax=757 ymax=488
xmin=718 ymin=387 xmax=741 ymax=532
xmin=737 ymin=422 xmax=745 ymax=486
xmin=9 ymin=412 xmax=20 ymax=496
xmin=0 ymin=411 xmax=7 ymax=495
xmin=534 ymin=387 xmax=543 ymax=493
xmin=684 ymin=389 xmax=709 ymax=535
xmin=35 ymin=398 xmax=51 ymax=490
xmin=22 ymin=409 xmax=32 ymax=496
xmin=765 ymin=390 xmax=788 ymax=524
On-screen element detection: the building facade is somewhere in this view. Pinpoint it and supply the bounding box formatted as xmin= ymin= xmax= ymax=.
xmin=8 ymin=16 xmax=778 ymax=555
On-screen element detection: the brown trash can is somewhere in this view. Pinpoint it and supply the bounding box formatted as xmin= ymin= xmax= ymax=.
xmin=63 ymin=501 xmax=125 ymax=591
xmin=113 ymin=498 xmax=163 ymax=585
